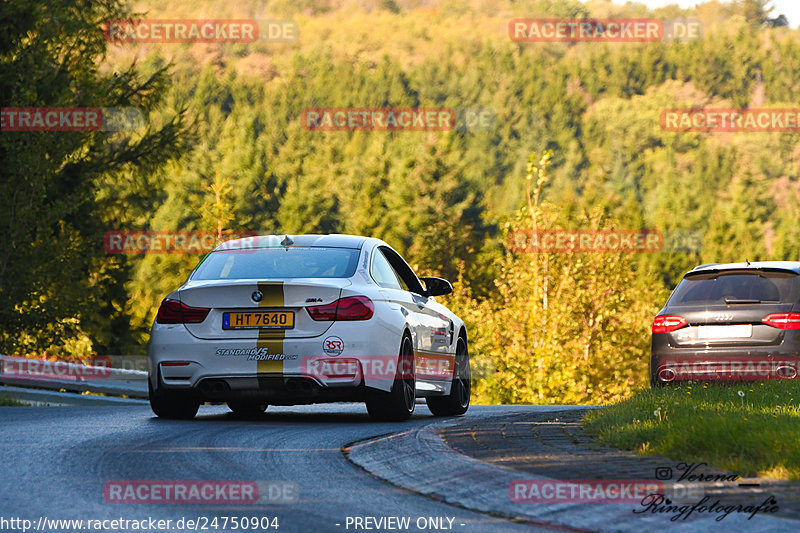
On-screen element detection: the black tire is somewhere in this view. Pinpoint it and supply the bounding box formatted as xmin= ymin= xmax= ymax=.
xmin=227 ymin=400 xmax=268 ymax=416
xmin=427 ymin=335 xmax=470 ymax=416
xmin=149 ymin=379 xmax=200 ymax=420
xmin=365 ymin=335 xmax=416 ymax=421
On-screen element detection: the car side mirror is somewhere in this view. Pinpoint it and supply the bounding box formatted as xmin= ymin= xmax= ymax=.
xmin=419 ymin=276 xmax=453 ymax=297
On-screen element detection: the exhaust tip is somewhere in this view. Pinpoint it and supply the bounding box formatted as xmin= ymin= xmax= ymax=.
xmin=285 ymin=378 xmax=316 ymax=394
xmin=198 ymin=379 xmax=229 ymax=397
xmin=658 ymin=367 xmax=676 ymax=382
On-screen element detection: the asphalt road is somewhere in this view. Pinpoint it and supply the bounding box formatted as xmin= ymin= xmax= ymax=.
xmin=0 ymin=403 xmax=556 ymax=533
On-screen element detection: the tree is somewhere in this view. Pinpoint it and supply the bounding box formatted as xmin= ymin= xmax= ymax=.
xmin=443 ymin=153 xmax=666 ymax=404
xmin=0 ymin=0 xmax=187 ymax=354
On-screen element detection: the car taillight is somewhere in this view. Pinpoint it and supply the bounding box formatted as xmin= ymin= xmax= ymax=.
xmin=156 ymin=298 xmax=210 ymax=324
xmin=762 ymin=313 xmax=800 ymax=330
xmin=336 ymin=296 xmax=374 ymax=320
xmin=307 ymin=296 xmax=374 ymax=321
xmin=652 ymin=315 xmax=688 ymax=333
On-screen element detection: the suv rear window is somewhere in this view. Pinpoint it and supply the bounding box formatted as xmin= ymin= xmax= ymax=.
xmin=191 ymin=247 xmax=361 ymax=280
xmin=669 ymin=272 xmax=800 ymax=306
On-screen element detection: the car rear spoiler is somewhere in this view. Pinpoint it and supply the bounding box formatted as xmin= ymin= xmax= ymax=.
xmin=684 ymin=267 xmax=799 ymax=280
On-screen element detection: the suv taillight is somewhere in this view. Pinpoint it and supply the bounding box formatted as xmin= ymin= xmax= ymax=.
xmin=156 ymin=298 xmax=210 ymax=324
xmin=762 ymin=313 xmax=800 ymax=330
xmin=307 ymin=296 xmax=374 ymax=321
xmin=652 ymin=315 xmax=688 ymax=333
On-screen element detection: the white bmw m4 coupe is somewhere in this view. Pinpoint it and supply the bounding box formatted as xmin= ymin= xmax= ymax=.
xmin=148 ymin=234 xmax=470 ymax=421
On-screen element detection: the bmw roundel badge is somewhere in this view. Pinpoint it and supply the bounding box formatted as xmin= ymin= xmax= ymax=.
xmin=251 ymin=290 xmax=263 ymax=303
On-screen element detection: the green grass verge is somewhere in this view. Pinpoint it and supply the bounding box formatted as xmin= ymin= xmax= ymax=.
xmin=0 ymin=395 xmax=25 ymax=406
xmin=582 ymin=381 xmax=800 ymax=480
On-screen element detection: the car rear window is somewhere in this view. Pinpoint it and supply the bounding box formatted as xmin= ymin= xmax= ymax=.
xmin=669 ymin=272 xmax=800 ymax=306
xmin=191 ymin=247 xmax=361 ymax=280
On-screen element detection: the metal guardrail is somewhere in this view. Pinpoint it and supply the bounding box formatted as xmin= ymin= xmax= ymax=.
xmin=0 ymin=355 xmax=148 ymax=399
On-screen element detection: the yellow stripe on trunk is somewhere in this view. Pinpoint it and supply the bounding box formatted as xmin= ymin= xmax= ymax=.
xmin=257 ymin=282 xmax=284 ymax=375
